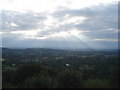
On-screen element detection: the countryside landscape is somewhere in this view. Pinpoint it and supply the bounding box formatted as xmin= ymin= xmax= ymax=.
xmin=2 ymin=48 xmax=119 ymax=88
xmin=1 ymin=0 xmax=119 ymax=88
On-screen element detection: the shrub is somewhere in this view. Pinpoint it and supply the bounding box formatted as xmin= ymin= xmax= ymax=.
xmin=12 ymin=64 xmax=44 ymax=84
xmin=57 ymin=70 xmax=83 ymax=88
xmin=84 ymin=78 xmax=111 ymax=88
xmin=23 ymin=75 xmax=54 ymax=88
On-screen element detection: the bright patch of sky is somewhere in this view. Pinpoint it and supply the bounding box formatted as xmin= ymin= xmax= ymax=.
xmin=2 ymin=0 xmax=117 ymax=13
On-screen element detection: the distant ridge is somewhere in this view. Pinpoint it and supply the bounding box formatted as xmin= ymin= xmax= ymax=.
xmin=1 ymin=47 xmax=118 ymax=52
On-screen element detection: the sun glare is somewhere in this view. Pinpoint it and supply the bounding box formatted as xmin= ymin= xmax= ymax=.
xmin=61 ymin=16 xmax=87 ymax=25
xmin=43 ymin=15 xmax=59 ymax=29
xmin=10 ymin=22 xmax=18 ymax=27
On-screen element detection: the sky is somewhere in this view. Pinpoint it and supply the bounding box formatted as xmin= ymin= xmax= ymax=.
xmin=0 ymin=0 xmax=119 ymax=49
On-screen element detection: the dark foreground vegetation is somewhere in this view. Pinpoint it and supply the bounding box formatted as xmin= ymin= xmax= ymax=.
xmin=2 ymin=48 xmax=119 ymax=88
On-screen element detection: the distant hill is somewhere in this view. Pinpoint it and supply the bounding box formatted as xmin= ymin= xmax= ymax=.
xmin=2 ymin=47 xmax=118 ymax=56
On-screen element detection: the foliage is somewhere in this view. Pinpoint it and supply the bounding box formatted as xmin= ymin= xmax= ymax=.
xmin=83 ymin=79 xmax=111 ymax=88
xmin=57 ymin=70 xmax=83 ymax=88
xmin=23 ymin=75 xmax=54 ymax=88
xmin=11 ymin=64 xmax=43 ymax=85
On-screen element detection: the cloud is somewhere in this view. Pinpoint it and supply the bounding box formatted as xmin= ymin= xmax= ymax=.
xmin=50 ymin=3 xmax=118 ymax=42
xmin=1 ymin=10 xmax=46 ymax=31
xmin=52 ymin=4 xmax=117 ymax=31
xmin=1 ymin=3 xmax=118 ymax=49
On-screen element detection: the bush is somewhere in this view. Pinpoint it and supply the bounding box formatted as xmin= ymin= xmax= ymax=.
xmin=2 ymin=70 xmax=15 ymax=87
xmin=23 ymin=75 xmax=54 ymax=88
xmin=11 ymin=64 xmax=44 ymax=85
xmin=84 ymin=78 xmax=111 ymax=88
xmin=57 ymin=70 xmax=83 ymax=88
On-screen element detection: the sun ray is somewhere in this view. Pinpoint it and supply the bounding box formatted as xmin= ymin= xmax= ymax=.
xmin=67 ymin=29 xmax=103 ymax=49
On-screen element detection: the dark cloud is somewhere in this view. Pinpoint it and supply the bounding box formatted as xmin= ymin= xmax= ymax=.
xmin=52 ymin=4 xmax=117 ymax=31
xmin=82 ymin=30 xmax=118 ymax=40
xmin=1 ymin=10 xmax=46 ymax=31
xmin=50 ymin=3 xmax=118 ymax=42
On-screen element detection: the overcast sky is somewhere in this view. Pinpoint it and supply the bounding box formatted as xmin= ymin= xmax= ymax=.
xmin=1 ymin=0 xmax=118 ymax=49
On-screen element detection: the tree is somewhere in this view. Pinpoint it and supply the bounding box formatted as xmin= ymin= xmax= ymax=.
xmin=12 ymin=64 xmax=43 ymax=85
xmin=23 ymin=75 xmax=54 ymax=88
